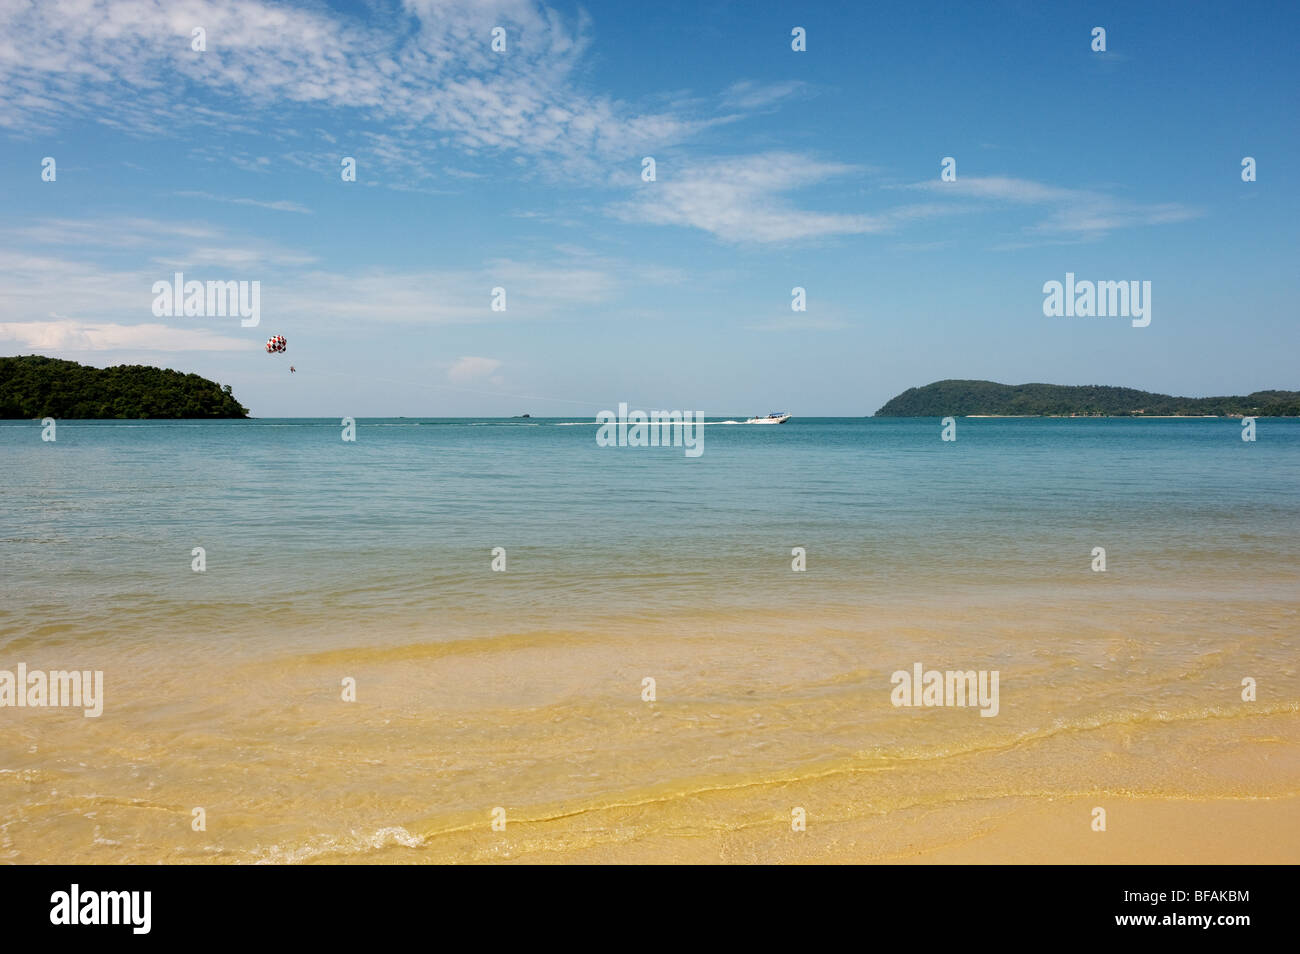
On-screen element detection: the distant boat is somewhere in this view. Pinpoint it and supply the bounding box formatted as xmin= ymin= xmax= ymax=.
xmin=745 ymin=412 xmax=791 ymax=424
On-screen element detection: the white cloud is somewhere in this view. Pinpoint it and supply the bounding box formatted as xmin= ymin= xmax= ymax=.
xmin=13 ymin=217 xmax=222 ymax=247
xmin=0 ymin=227 xmax=624 ymax=328
xmin=611 ymin=152 xmax=886 ymax=243
xmin=175 ymin=191 xmax=312 ymax=214
xmin=0 ymin=250 xmax=158 ymax=318
xmin=0 ymin=0 xmax=720 ymax=181
xmin=905 ymin=176 xmax=1201 ymax=238
xmin=0 ymin=320 xmax=248 ymax=352
xmin=12 ymin=217 xmax=316 ymax=267
xmin=910 ymin=176 xmax=1079 ymax=204
xmin=0 ymin=1 xmax=833 ymax=246
xmin=273 ymin=260 xmax=617 ymax=325
xmin=720 ymin=80 xmax=808 ymax=110
xmin=448 ymin=356 xmax=503 ymax=383
xmin=175 ymin=246 xmax=318 ymax=268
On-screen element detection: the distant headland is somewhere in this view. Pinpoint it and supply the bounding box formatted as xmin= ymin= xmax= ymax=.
xmin=0 ymin=355 xmax=249 ymax=419
xmin=875 ymin=380 xmax=1300 ymax=417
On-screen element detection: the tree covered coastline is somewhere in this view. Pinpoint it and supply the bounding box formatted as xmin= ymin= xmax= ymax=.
xmin=876 ymin=380 xmax=1300 ymax=417
xmin=0 ymin=355 xmax=249 ymax=419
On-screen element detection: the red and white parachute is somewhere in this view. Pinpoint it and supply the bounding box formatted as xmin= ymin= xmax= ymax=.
xmin=265 ymin=335 xmax=287 ymax=354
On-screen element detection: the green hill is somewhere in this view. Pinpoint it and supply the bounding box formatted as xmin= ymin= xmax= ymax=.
xmin=875 ymin=380 xmax=1300 ymax=417
xmin=0 ymin=355 xmax=249 ymax=419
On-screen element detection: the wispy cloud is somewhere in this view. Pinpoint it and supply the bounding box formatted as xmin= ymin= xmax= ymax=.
xmin=0 ymin=222 xmax=629 ymax=330
xmin=448 ymin=356 xmax=503 ymax=384
xmin=720 ymin=80 xmax=808 ymax=111
xmin=611 ymin=152 xmax=886 ymax=243
xmin=0 ymin=320 xmax=248 ymax=352
xmin=175 ymin=191 xmax=313 ymax=214
xmin=0 ymin=0 xmax=726 ymax=184
xmin=13 ymin=218 xmax=222 ymax=247
xmin=274 ymin=259 xmax=618 ymax=325
xmin=11 ymin=216 xmax=318 ymax=270
xmin=162 ymin=246 xmax=318 ymax=268
xmin=904 ymin=175 xmax=1201 ymax=239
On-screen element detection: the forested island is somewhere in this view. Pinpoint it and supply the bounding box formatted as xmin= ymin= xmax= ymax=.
xmin=876 ymin=380 xmax=1300 ymax=417
xmin=0 ymin=355 xmax=249 ymax=418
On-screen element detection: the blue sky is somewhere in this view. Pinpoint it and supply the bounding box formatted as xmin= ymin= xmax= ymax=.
xmin=1 ymin=0 xmax=1296 ymax=416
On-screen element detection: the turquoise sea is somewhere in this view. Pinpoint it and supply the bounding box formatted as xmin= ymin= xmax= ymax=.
xmin=3 ymin=417 xmax=1296 ymax=648
xmin=1 ymin=417 xmax=1297 ymax=863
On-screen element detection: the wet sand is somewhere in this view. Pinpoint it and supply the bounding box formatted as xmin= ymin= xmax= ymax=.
xmin=3 ymin=596 xmax=1296 ymax=864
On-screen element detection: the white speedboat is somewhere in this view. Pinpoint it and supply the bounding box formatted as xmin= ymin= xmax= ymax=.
xmin=745 ymin=412 xmax=791 ymax=424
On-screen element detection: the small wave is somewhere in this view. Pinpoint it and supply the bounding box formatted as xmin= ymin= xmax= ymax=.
xmin=253 ymin=825 xmax=426 ymax=864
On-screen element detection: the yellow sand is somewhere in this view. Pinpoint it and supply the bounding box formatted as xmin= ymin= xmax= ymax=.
xmin=2 ymin=598 xmax=1296 ymax=864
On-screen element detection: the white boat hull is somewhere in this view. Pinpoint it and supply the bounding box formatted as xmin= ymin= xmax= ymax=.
xmin=745 ymin=414 xmax=791 ymax=424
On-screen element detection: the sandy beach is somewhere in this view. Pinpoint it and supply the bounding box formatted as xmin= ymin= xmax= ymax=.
xmin=3 ymin=592 xmax=1295 ymax=864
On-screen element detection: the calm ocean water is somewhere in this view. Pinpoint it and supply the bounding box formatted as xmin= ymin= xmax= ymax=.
xmin=3 ymin=416 xmax=1297 ymax=647
xmin=1 ymin=417 xmax=1297 ymax=862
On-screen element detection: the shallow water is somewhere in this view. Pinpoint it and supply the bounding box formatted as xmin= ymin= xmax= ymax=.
xmin=1 ymin=418 xmax=1296 ymax=862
